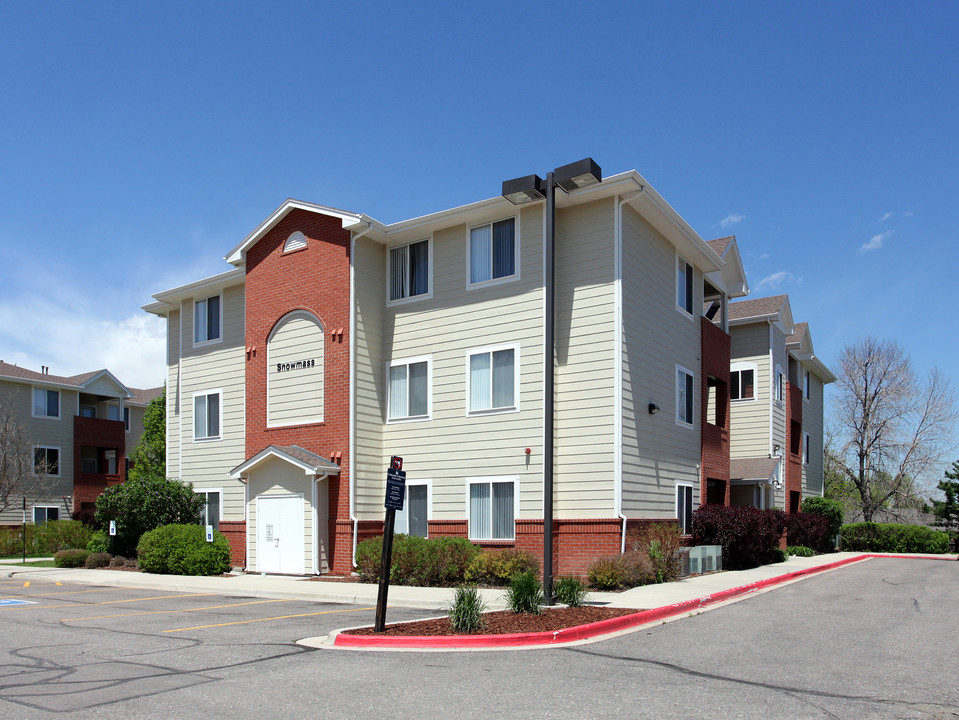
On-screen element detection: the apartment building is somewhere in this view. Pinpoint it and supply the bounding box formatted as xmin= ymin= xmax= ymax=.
xmin=727 ymin=295 xmax=835 ymax=512
xmin=144 ymin=166 xmax=770 ymax=576
xmin=0 ymin=361 xmax=161 ymax=524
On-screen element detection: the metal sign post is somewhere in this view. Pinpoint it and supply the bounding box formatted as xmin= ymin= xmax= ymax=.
xmin=374 ymin=456 xmax=405 ymax=632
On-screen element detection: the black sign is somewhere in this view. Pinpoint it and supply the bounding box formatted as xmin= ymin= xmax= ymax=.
xmin=385 ymin=468 xmax=406 ymax=510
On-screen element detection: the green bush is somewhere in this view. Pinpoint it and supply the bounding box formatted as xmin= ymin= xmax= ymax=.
xmin=36 ymin=520 xmax=93 ymax=553
xmin=95 ymin=476 xmax=206 ymax=557
xmin=771 ymin=548 xmax=788 ymax=563
xmin=355 ymin=535 xmax=481 ymax=586
xmin=137 ymin=524 xmax=232 ymax=575
xmin=84 ymin=552 xmax=111 ymax=568
xmin=87 ymin=529 xmax=110 ymax=554
xmin=692 ymin=505 xmax=788 ymax=570
xmin=839 ymin=522 xmax=950 ymax=553
xmin=553 ymin=576 xmax=589 ymax=607
xmin=587 ymin=550 xmax=655 ymax=590
xmin=54 ymin=549 xmax=91 ymax=568
xmin=465 ymin=548 xmax=540 ymax=586
xmin=801 ymin=497 xmax=844 ymax=549
xmin=787 ymin=545 xmax=816 ymax=557
xmin=0 ymin=525 xmax=42 ymax=555
xmin=448 ymin=585 xmax=487 ymax=633
xmin=505 ymin=571 xmax=544 ymax=615
xmin=629 ymin=522 xmax=684 ymax=583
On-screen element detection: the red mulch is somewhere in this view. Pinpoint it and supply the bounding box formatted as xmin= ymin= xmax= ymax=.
xmin=343 ymin=606 xmax=640 ymax=636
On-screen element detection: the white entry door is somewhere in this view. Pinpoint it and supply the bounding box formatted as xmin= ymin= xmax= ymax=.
xmin=257 ymin=495 xmax=305 ymax=574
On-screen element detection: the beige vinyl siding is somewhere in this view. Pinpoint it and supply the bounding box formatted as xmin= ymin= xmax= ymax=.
xmin=178 ymin=283 xmax=246 ymax=521
xmin=353 ymin=235 xmax=386 ymax=519
xmin=620 ymin=205 xmax=702 ymax=518
xmin=372 ymin=204 xmax=546 ymax=525
xmin=267 ymin=312 xmax=324 ymax=427
xmin=803 ymin=369 xmax=825 ymax=496
xmin=770 ymin=328 xmax=787 ymax=455
xmin=554 ymin=199 xmax=616 ymax=517
xmin=0 ymin=380 xmax=75 ymax=523
xmin=166 ymin=308 xmax=181 ymax=479
xmin=126 ymin=404 xmax=147 ymax=454
xmin=729 ymin=323 xmax=772 ymax=458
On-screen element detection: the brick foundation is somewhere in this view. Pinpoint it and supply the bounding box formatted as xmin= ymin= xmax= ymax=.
xmin=218 ymin=520 xmax=246 ymax=567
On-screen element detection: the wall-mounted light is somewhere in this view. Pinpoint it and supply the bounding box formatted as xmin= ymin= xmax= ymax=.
xmin=648 ymin=403 xmax=660 ymax=415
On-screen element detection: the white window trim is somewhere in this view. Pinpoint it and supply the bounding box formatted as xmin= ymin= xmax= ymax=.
xmin=675 ymin=253 xmax=695 ymax=320
xmin=675 ymin=481 xmax=695 ymax=535
xmin=266 ymin=310 xmax=325 ymax=428
xmin=466 ymin=476 xmax=519 ymax=541
xmin=387 ymin=237 xmax=433 ymax=306
xmin=32 ymin=504 xmax=60 ymax=524
xmin=675 ymin=364 xmax=695 ymax=429
xmin=396 ymin=478 xmax=432 ymax=537
xmin=192 ymin=293 xmax=224 ymax=348
xmin=465 ymin=343 xmax=521 ymax=416
xmin=466 ymin=216 xmax=521 ymax=291
xmin=774 ymin=364 xmax=785 ymax=406
xmin=32 ymin=387 xmax=61 ymax=420
xmin=195 ymin=488 xmax=224 ymax=527
xmin=32 ymin=445 xmax=61 ymax=477
xmin=386 ymin=355 xmax=432 ymax=423
xmin=730 ymin=362 xmax=759 ymax=403
xmin=192 ymin=389 xmax=223 ymax=442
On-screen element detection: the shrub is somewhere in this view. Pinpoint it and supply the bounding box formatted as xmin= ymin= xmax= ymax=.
xmin=95 ymin=476 xmax=207 ymax=557
xmin=84 ymin=552 xmax=111 ymax=568
xmin=54 ymin=549 xmax=91 ymax=568
xmin=587 ymin=551 xmax=655 ymax=590
xmin=692 ymin=505 xmax=788 ymax=570
xmin=466 ymin=548 xmax=540 ymax=586
xmin=87 ymin=529 xmax=110 ymax=554
xmin=137 ymin=524 xmax=232 ymax=575
xmin=785 ymin=513 xmax=829 ymax=553
xmin=0 ymin=525 xmax=41 ymax=555
xmin=553 ymin=576 xmax=589 ymax=607
xmin=787 ymin=545 xmax=816 ymax=557
xmin=771 ymin=548 xmax=788 ymax=563
xmin=354 ymin=535 xmax=480 ymax=586
xmin=630 ymin=522 xmax=684 ymax=583
xmin=109 ymin=555 xmax=129 ymax=567
xmin=801 ymin=497 xmax=844 ymax=548
xmin=839 ymin=522 xmax=950 ymax=553
xmin=505 ymin=571 xmax=543 ymax=614
xmin=37 ymin=520 xmax=93 ymax=554
xmin=448 ymin=585 xmax=487 ymax=633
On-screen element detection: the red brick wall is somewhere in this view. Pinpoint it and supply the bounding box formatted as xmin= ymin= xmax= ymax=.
xmin=785 ymin=382 xmax=803 ymax=510
xmin=218 ymin=520 xmax=246 ymax=567
xmin=700 ymin=318 xmax=730 ymax=505
xmin=244 ymin=208 xmax=353 ymax=572
xmin=72 ymin=416 xmax=126 ymax=507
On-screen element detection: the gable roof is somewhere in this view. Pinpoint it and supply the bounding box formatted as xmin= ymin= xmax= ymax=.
xmin=128 ymin=386 xmax=164 ymax=406
xmin=706 ymin=236 xmax=733 ymax=256
xmin=731 ymin=456 xmax=782 ymax=483
xmin=230 ymin=445 xmax=341 ymax=479
xmin=704 ymin=235 xmax=748 ymax=299
xmin=728 ymin=295 xmax=788 ymax=321
xmin=0 ymin=362 xmax=132 ymax=398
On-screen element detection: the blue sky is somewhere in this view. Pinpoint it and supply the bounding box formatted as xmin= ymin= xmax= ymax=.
xmin=1 ymin=1 xmax=956 ymax=411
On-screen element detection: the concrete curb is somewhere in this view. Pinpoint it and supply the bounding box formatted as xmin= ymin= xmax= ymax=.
xmin=325 ymin=553 xmax=945 ymax=650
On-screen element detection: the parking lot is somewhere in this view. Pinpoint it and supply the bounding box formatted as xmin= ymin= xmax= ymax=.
xmin=0 ymin=558 xmax=957 ymax=719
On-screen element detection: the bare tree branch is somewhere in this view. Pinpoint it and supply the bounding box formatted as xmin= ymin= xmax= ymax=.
xmin=0 ymin=399 xmax=54 ymax=513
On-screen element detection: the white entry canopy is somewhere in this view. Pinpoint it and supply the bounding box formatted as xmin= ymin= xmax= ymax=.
xmin=230 ymin=445 xmax=341 ymax=479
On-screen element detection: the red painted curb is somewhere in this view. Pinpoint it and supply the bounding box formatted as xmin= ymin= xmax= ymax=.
xmin=331 ymin=553 xmax=947 ymax=649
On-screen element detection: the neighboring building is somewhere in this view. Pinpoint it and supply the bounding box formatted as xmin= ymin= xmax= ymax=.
xmin=145 ymin=167 xmax=772 ymax=576
xmin=726 ymin=295 xmax=835 ymax=512
xmin=0 ymin=361 xmax=161 ymax=524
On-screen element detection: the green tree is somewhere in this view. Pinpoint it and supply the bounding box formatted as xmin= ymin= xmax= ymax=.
xmin=94 ymin=475 xmax=205 ymax=556
xmin=128 ymin=389 xmax=165 ymax=482
xmin=931 ymin=461 xmax=959 ymax=534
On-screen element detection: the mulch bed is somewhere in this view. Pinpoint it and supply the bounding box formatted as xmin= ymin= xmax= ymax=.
xmin=343 ymin=606 xmax=640 ymax=636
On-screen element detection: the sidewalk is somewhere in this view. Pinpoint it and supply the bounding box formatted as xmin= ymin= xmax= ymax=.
xmin=1 ymin=552 xmax=952 ymax=611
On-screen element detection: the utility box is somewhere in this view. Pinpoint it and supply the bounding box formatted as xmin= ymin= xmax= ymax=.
xmin=688 ymin=545 xmax=723 ymax=574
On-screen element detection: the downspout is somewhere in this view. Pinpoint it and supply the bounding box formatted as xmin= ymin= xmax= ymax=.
xmin=349 ymin=224 xmax=374 ymax=569
xmin=616 ymin=182 xmax=645 ymax=552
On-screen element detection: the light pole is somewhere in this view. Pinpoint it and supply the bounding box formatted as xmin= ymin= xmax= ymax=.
xmin=502 ymin=158 xmax=602 ymax=603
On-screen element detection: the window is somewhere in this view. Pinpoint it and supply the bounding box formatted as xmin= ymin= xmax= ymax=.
xmin=803 ymin=432 xmax=810 ymax=465
xmin=468 ymin=478 xmax=516 ymax=540
xmin=468 ymin=346 xmax=518 ymax=413
xmin=676 ymin=483 xmax=694 ymax=535
xmin=388 ymin=358 xmax=430 ymax=421
xmin=284 ymin=231 xmax=307 ymax=253
xmin=676 ymin=365 xmax=694 ymax=427
xmin=194 ymin=295 xmax=221 ymax=344
xmin=124 ymin=407 xmax=130 ymax=432
xmin=33 ymin=447 xmax=60 ymax=476
xmin=194 ymin=391 xmax=221 ymax=440
xmin=396 ymin=481 xmax=430 ymax=538
xmin=804 ymin=370 xmax=811 ymax=400
xmin=108 ymin=404 xmax=120 ymax=421
xmin=80 ymin=404 xmax=96 ymax=418
xmin=775 ymin=365 xmax=785 ymax=403
xmin=33 ymin=506 xmax=59 ymax=525
xmin=677 ymin=255 xmax=693 ymax=315
xmin=469 ymin=218 xmax=516 ymax=285
xmin=730 ymin=363 xmax=756 ymax=401
xmin=389 ymin=239 xmax=430 ymax=301
xmin=33 ymin=388 xmax=59 ymax=418
xmin=196 ymin=490 xmax=221 ymax=530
